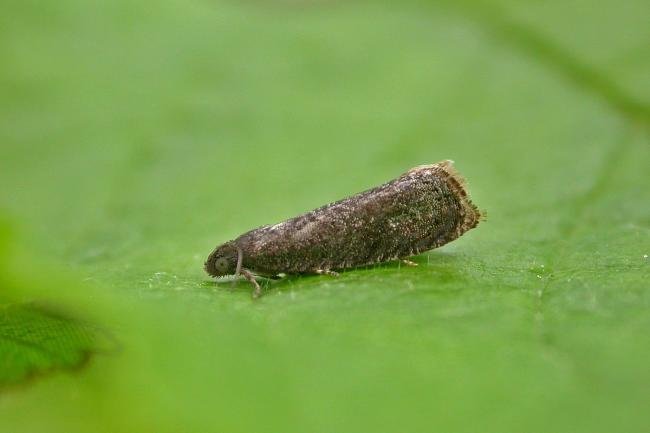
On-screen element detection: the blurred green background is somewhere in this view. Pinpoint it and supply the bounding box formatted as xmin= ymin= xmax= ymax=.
xmin=1 ymin=0 xmax=649 ymax=432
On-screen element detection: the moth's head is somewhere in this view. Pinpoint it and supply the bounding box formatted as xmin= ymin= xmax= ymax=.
xmin=204 ymin=242 xmax=242 ymax=277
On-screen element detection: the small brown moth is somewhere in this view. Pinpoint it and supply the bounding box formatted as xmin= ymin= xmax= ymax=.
xmin=205 ymin=160 xmax=482 ymax=297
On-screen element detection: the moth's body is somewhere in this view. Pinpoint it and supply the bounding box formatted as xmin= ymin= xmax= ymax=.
xmin=205 ymin=161 xmax=482 ymax=297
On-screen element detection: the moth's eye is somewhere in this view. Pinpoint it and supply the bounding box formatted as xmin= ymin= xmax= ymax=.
xmin=214 ymin=258 xmax=229 ymax=274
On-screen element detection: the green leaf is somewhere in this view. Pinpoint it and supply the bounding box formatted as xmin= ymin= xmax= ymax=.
xmin=0 ymin=0 xmax=648 ymax=432
xmin=0 ymin=303 xmax=108 ymax=388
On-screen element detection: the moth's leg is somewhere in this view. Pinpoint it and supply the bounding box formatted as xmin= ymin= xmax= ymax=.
xmin=400 ymin=259 xmax=418 ymax=267
xmin=316 ymin=269 xmax=340 ymax=277
xmin=240 ymin=269 xmax=262 ymax=298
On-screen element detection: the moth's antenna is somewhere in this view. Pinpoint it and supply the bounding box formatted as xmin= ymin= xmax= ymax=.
xmin=235 ymin=244 xmax=243 ymax=277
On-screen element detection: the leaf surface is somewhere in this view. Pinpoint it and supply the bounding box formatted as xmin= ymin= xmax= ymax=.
xmin=0 ymin=0 xmax=648 ymax=432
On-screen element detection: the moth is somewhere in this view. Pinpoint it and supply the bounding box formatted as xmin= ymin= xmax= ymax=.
xmin=205 ymin=160 xmax=482 ymax=297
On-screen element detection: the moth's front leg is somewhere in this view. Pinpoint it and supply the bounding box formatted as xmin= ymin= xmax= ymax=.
xmin=240 ymin=269 xmax=262 ymax=298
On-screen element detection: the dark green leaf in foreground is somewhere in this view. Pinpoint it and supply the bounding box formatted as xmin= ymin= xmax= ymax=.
xmin=0 ymin=303 xmax=109 ymax=389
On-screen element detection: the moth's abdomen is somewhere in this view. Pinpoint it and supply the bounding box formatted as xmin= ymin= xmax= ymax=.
xmin=239 ymin=161 xmax=482 ymax=274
